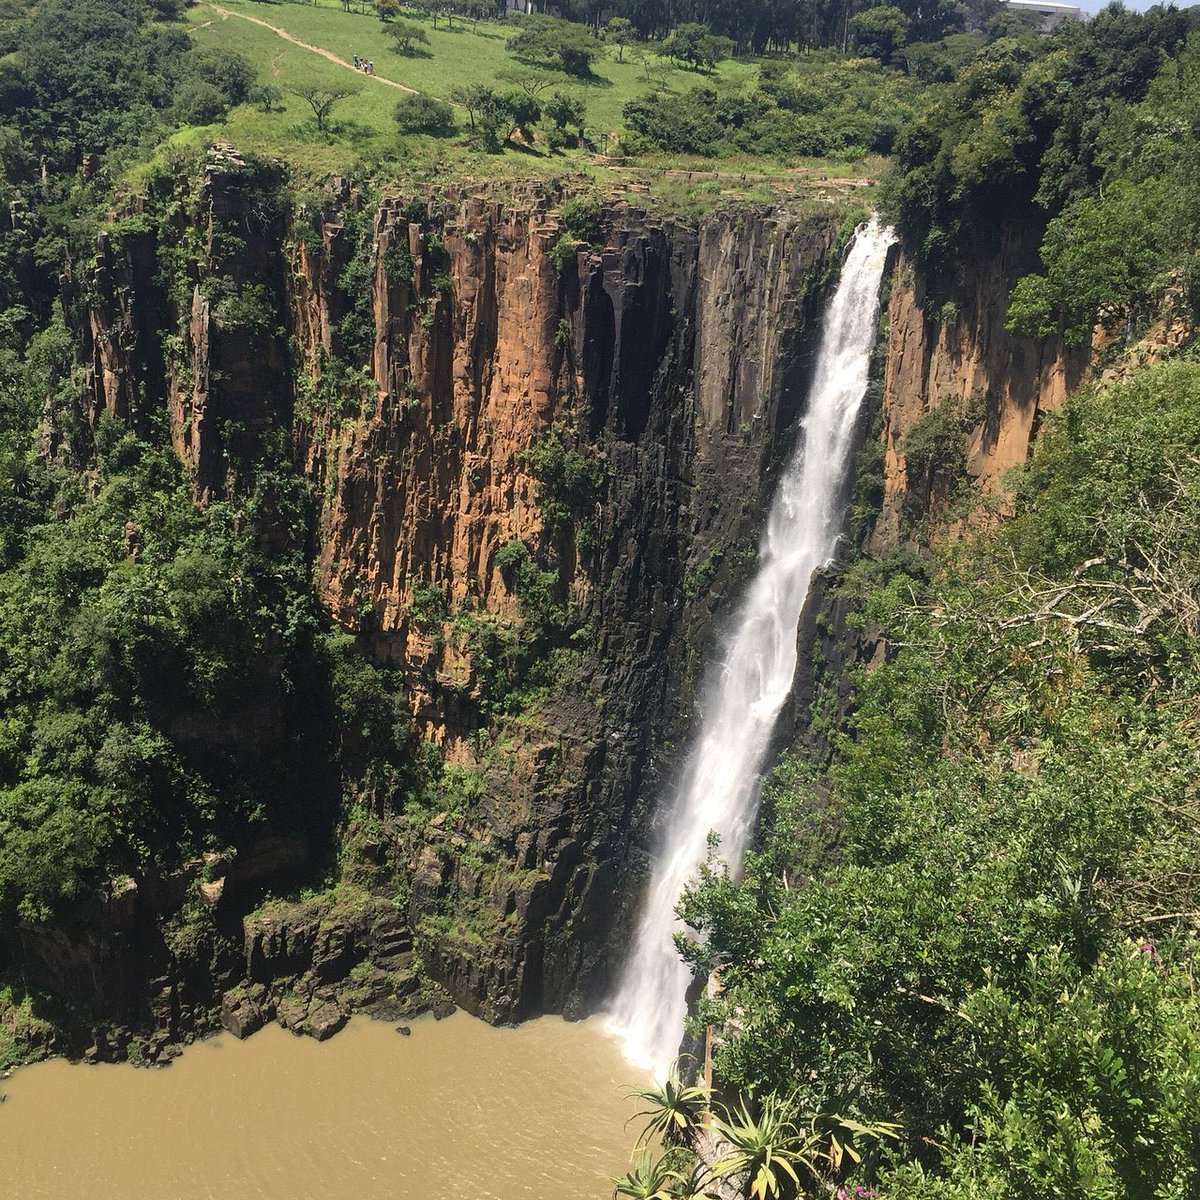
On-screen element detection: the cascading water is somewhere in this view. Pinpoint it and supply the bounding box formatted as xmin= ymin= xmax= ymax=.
xmin=607 ymin=218 xmax=896 ymax=1077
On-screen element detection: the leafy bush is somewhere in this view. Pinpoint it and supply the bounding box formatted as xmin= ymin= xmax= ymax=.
xmin=623 ymin=58 xmax=921 ymax=159
xmin=249 ymin=84 xmax=283 ymax=113
xmin=1006 ymin=35 xmax=1200 ymax=347
xmin=662 ymin=22 xmax=732 ymax=71
xmin=901 ymin=397 xmax=967 ymax=491
xmin=171 ymin=79 xmax=229 ymax=127
xmin=185 ymin=48 xmax=256 ymax=106
xmin=393 ymin=93 xmax=456 ymax=136
xmin=506 ymin=16 xmax=600 ymax=78
xmin=882 ymin=5 xmax=1200 ymax=274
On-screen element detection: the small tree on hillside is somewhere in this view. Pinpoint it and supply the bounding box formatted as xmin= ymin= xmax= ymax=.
xmin=433 ymin=0 xmax=468 ymax=29
xmin=375 ymin=0 xmax=400 ymax=21
xmin=449 ymin=82 xmax=490 ymax=132
xmin=291 ymin=85 xmax=357 ymax=133
xmin=663 ymin=22 xmax=732 ymax=72
xmin=507 ymin=17 xmax=600 ymax=78
xmin=500 ymin=69 xmax=556 ymax=100
xmin=607 ymin=15 xmax=634 ymax=62
xmin=544 ymin=90 xmax=585 ymax=145
xmin=632 ymin=46 xmax=673 ymax=89
xmin=500 ymin=89 xmax=540 ymax=143
xmin=850 ymin=4 xmax=909 ymax=63
xmin=388 ymin=19 xmax=430 ymax=54
xmin=249 ymin=83 xmax=283 ymax=112
xmin=450 ymin=83 xmax=511 ymax=150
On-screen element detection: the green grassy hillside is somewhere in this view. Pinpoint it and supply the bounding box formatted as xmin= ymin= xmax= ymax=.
xmin=162 ymin=0 xmax=885 ymax=200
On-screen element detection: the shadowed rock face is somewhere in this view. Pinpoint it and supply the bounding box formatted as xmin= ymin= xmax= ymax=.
xmin=40 ymin=156 xmax=843 ymax=1051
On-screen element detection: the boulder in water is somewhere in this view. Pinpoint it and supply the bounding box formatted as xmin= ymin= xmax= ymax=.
xmin=307 ymin=1000 xmax=348 ymax=1042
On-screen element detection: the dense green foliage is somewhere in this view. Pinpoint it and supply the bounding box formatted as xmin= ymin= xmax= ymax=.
xmin=881 ymin=3 xmax=1200 ymax=346
xmin=507 ymin=15 xmax=602 ymax=78
xmin=1007 ymin=32 xmax=1200 ymax=346
xmin=393 ymin=93 xmax=457 ymax=136
xmin=623 ymin=55 xmax=921 ymax=158
xmin=0 ymin=409 xmax=324 ymax=923
xmin=680 ymin=362 xmax=1200 ymax=1196
xmin=0 ymin=0 xmax=252 ymax=342
xmin=565 ymin=0 xmax=970 ymax=54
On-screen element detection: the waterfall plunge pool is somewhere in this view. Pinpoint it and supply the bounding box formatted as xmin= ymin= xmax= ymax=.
xmin=0 ymin=1011 xmax=643 ymax=1199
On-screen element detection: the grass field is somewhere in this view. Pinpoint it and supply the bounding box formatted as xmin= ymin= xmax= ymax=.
xmin=170 ymin=0 xmax=881 ymax=208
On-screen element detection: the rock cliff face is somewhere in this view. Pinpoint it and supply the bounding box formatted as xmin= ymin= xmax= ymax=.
xmin=869 ymin=226 xmax=1088 ymax=548
xmin=287 ymin=181 xmax=843 ymax=1020
xmin=49 ymin=152 xmax=845 ymax=1048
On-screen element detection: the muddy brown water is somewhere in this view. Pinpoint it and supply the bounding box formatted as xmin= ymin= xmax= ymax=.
xmin=0 ymin=1012 xmax=644 ymax=1200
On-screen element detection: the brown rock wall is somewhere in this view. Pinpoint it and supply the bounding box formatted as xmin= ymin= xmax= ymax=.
xmin=62 ymin=156 xmax=846 ymax=1029
xmin=871 ymin=228 xmax=1088 ymax=548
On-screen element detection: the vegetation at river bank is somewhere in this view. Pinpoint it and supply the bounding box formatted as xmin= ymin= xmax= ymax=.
xmin=673 ymin=361 xmax=1200 ymax=1198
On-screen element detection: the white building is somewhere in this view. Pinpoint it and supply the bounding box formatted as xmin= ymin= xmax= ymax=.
xmin=1002 ymin=0 xmax=1085 ymax=33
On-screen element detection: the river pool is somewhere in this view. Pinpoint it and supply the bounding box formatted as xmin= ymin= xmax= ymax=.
xmin=0 ymin=1011 xmax=641 ymax=1200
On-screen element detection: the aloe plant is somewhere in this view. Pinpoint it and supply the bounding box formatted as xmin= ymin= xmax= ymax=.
xmin=627 ymin=1067 xmax=710 ymax=1148
xmin=709 ymin=1092 xmax=814 ymax=1200
xmin=613 ymin=1153 xmax=683 ymax=1200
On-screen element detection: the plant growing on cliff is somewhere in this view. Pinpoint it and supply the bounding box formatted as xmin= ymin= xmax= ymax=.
xmin=709 ymin=1093 xmax=809 ymax=1200
xmin=522 ymin=425 xmax=608 ymax=546
xmin=612 ymin=1154 xmax=683 ymax=1200
xmin=495 ymin=539 xmax=562 ymax=628
xmin=549 ymin=233 xmax=578 ymax=276
xmin=560 ymin=193 xmax=605 ymax=244
xmin=901 ymin=394 xmax=972 ymax=501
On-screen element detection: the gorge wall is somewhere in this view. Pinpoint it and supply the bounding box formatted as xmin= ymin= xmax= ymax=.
xmin=791 ymin=225 xmax=1088 ymax=814
xmin=18 ymin=150 xmax=845 ymax=1059
xmin=872 ymin=226 xmax=1088 ymax=546
xmin=17 ymin=150 xmax=1094 ymax=1064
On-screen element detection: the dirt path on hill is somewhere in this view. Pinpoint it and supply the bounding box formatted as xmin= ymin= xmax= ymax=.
xmin=206 ymin=4 xmax=424 ymax=95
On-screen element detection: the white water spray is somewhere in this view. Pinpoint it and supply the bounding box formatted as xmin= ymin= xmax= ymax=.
xmin=607 ymin=219 xmax=896 ymax=1077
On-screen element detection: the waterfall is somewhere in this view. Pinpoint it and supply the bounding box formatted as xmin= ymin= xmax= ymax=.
xmin=607 ymin=218 xmax=896 ymax=1077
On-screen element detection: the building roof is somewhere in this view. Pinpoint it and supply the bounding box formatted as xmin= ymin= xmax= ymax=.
xmin=1004 ymin=0 xmax=1084 ymax=10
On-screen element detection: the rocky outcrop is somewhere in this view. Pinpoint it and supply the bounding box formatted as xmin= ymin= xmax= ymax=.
xmin=222 ymin=888 xmax=445 ymax=1043
xmin=11 ymin=844 xmax=447 ymax=1064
